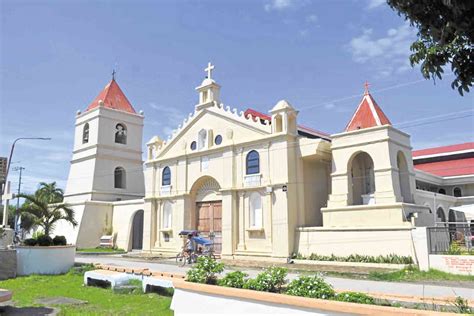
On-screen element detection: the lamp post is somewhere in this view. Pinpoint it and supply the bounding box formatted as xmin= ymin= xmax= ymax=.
xmin=2 ymin=137 xmax=51 ymax=196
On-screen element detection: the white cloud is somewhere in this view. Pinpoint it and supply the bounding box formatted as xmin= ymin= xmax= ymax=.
xmin=299 ymin=29 xmax=309 ymax=38
xmin=264 ymin=0 xmax=294 ymax=11
xmin=306 ymin=14 xmax=318 ymax=23
xmin=148 ymin=102 xmax=186 ymax=138
xmin=348 ymin=23 xmax=417 ymax=77
xmin=324 ymin=103 xmax=335 ymax=110
xmin=366 ymin=0 xmax=386 ymax=9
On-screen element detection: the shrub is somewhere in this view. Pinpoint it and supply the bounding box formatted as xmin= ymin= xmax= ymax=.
xmin=186 ymin=256 xmax=224 ymax=285
xmin=299 ymin=253 xmax=413 ymax=264
xmin=36 ymin=235 xmax=53 ymax=246
xmin=447 ymin=243 xmax=462 ymax=255
xmin=53 ymin=235 xmax=67 ymax=246
xmin=219 ymin=271 xmax=248 ymax=288
xmin=243 ymin=266 xmax=288 ymax=293
xmin=286 ymin=275 xmax=335 ymax=299
xmin=23 ymin=238 xmax=37 ymax=246
xmin=334 ymin=292 xmax=375 ymax=305
xmin=453 ymin=296 xmax=472 ymax=314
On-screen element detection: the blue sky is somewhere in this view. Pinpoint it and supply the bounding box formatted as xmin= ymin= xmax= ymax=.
xmin=1 ymin=0 xmax=473 ymax=193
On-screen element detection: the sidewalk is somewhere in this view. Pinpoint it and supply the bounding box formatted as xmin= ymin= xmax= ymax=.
xmin=75 ymin=254 xmax=474 ymax=300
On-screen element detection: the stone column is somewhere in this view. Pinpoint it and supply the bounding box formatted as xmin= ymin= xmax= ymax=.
xmin=236 ymin=191 xmax=246 ymax=251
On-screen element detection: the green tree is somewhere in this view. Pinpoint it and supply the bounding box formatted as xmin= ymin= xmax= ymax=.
xmin=387 ymin=0 xmax=473 ymax=95
xmin=17 ymin=182 xmax=77 ymax=237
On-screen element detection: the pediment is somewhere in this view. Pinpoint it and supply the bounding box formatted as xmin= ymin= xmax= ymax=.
xmin=151 ymin=104 xmax=272 ymax=160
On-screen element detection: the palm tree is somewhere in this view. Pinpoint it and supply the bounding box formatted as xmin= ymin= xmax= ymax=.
xmin=17 ymin=182 xmax=77 ymax=237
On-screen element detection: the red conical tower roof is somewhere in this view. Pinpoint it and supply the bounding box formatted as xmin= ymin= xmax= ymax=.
xmin=86 ymin=79 xmax=136 ymax=114
xmin=345 ymin=83 xmax=391 ymax=132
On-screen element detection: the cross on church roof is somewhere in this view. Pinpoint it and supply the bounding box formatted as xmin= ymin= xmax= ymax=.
xmin=205 ymin=62 xmax=215 ymax=80
xmin=364 ymin=81 xmax=370 ymax=95
xmin=112 ymin=69 xmax=117 ymax=81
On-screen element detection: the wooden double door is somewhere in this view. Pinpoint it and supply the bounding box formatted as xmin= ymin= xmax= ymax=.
xmin=196 ymin=201 xmax=222 ymax=254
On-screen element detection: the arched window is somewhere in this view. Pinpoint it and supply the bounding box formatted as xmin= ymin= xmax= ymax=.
xmin=163 ymin=202 xmax=172 ymax=229
xmin=249 ymin=192 xmax=263 ymax=228
xmin=114 ymin=167 xmax=126 ymax=188
xmin=162 ymin=166 xmax=171 ymax=186
xmin=115 ymin=123 xmax=127 ymax=144
xmin=438 ymin=188 xmax=446 ymax=195
xmin=453 ymin=187 xmax=462 ymax=197
xmin=82 ymin=123 xmax=89 ymax=144
xmin=246 ymin=150 xmax=260 ymax=175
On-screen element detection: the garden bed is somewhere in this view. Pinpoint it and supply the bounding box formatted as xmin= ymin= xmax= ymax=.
xmin=184 ymin=257 xmax=473 ymax=314
xmin=292 ymin=259 xmax=408 ymax=270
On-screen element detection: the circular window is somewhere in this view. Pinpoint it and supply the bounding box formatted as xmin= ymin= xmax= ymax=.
xmin=190 ymin=141 xmax=197 ymax=151
xmin=214 ymin=135 xmax=222 ymax=145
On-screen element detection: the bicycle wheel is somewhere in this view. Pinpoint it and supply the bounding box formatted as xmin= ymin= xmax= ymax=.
xmin=176 ymin=252 xmax=187 ymax=267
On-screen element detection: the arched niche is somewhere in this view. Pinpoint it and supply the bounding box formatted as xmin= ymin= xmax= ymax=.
xmin=397 ymin=151 xmax=411 ymax=203
xmin=348 ymin=151 xmax=375 ymax=205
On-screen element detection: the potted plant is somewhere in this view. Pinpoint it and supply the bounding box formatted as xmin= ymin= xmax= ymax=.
xmin=15 ymin=182 xmax=78 ymax=275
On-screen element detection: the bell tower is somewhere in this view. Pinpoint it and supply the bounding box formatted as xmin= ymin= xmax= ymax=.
xmin=64 ymin=78 xmax=145 ymax=202
xmin=322 ymin=83 xmax=424 ymax=228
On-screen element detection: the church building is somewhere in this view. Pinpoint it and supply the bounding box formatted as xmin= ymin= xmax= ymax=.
xmin=56 ymin=64 xmax=473 ymax=262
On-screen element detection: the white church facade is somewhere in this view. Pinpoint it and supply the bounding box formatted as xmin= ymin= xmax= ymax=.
xmin=56 ymin=64 xmax=474 ymax=262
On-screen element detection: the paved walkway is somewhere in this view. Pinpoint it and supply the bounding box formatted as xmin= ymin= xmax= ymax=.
xmin=76 ymin=255 xmax=474 ymax=300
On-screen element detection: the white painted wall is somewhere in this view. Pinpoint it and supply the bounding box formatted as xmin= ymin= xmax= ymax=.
xmin=16 ymin=246 xmax=75 ymax=275
xmin=296 ymin=227 xmax=416 ymax=258
xmin=171 ymin=289 xmax=344 ymax=315
xmin=429 ymin=255 xmax=473 ymax=275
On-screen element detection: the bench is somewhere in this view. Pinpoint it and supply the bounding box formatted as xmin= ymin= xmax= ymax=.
xmin=0 ymin=289 xmax=12 ymax=303
xmin=142 ymin=272 xmax=186 ymax=292
xmin=85 ymin=264 xmax=186 ymax=292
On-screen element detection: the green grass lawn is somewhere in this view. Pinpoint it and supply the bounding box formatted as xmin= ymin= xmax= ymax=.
xmin=368 ymin=266 xmax=474 ymax=283
xmin=0 ymin=270 xmax=172 ymax=315
xmin=76 ymin=247 xmax=126 ymax=253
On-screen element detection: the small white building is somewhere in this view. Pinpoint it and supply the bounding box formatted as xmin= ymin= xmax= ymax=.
xmin=56 ymin=64 xmax=474 ymax=262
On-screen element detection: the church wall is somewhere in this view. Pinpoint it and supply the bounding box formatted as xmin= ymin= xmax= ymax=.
xmin=111 ymin=199 xmax=145 ymax=251
xmin=301 ymin=160 xmax=330 ymax=227
xmin=64 ymin=158 xmax=96 ymax=202
xmin=54 ymin=201 xmax=113 ymax=248
xmin=296 ymin=227 xmax=416 ymax=258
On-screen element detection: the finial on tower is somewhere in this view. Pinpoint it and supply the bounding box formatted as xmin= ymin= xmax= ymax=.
xmin=205 ymin=62 xmax=215 ymax=80
xmin=112 ymin=69 xmax=116 ymax=81
xmin=364 ymin=81 xmax=370 ymax=95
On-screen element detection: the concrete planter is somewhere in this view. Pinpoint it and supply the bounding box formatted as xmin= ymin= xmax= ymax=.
xmin=16 ymin=245 xmax=76 ymax=275
xmin=0 ymin=249 xmax=17 ymax=280
xmin=292 ymin=259 xmax=408 ymax=270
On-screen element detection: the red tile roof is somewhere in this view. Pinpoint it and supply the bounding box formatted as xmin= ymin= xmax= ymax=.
xmin=86 ymin=79 xmax=136 ymax=114
xmin=414 ymin=158 xmax=474 ymax=177
xmin=413 ymin=142 xmax=474 ymax=157
xmin=345 ymin=93 xmax=391 ymax=132
xmin=244 ymin=109 xmax=330 ymax=139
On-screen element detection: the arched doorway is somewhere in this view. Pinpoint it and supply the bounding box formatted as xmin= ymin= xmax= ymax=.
xmin=397 ymin=151 xmax=411 ymax=202
xmin=131 ymin=210 xmax=144 ymax=250
xmin=436 ymin=207 xmax=446 ymax=225
xmin=348 ymin=152 xmax=375 ymax=205
xmin=191 ymin=177 xmax=222 ymax=254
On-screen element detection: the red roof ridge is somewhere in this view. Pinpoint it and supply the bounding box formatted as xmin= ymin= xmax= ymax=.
xmin=86 ymin=79 xmax=137 ymax=114
xmin=345 ymin=92 xmax=391 ymax=132
xmin=413 ymin=142 xmax=474 ymax=157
